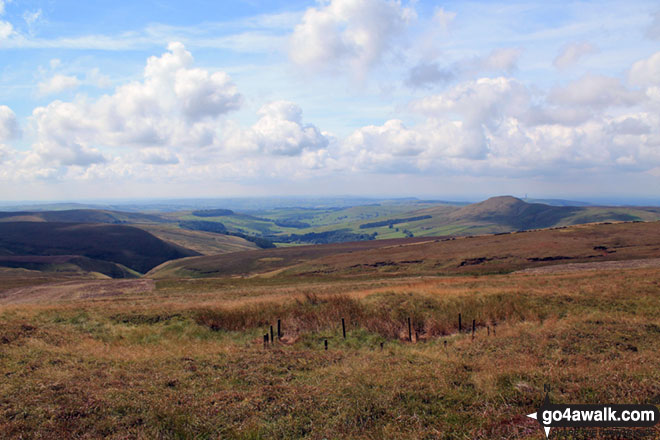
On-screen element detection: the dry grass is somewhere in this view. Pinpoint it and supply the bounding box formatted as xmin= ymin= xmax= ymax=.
xmin=1 ymin=264 xmax=660 ymax=439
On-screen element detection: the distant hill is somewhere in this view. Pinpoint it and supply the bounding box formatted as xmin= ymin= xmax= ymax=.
xmin=0 ymin=222 xmax=198 ymax=274
xmin=149 ymin=221 xmax=660 ymax=279
xmin=147 ymin=237 xmax=434 ymax=278
xmin=134 ymin=224 xmax=259 ymax=255
xmin=0 ymin=209 xmax=166 ymax=224
xmin=444 ymin=196 xmax=581 ymax=230
xmin=3 ymin=198 xmax=660 ymax=249
xmin=0 ymin=255 xmax=138 ymax=279
xmin=521 ymin=198 xmax=592 ymax=207
xmin=364 ymin=196 xmax=660 ymax=238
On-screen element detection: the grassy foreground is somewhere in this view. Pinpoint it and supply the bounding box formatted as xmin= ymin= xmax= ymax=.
xmin=1 ymin=268 xmax=660 ymax=439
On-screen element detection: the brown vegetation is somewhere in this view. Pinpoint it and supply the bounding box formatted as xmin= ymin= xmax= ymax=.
xmin=1 ymin=221 xmax=660 ymax=439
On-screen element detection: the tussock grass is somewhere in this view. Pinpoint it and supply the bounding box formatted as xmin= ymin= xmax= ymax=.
xmin=1 ymin=267 xmax=660 ymax=439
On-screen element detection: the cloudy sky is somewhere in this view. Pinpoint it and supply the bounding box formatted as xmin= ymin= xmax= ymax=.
xmin=0 ymin=0 xmax=659 ymax=202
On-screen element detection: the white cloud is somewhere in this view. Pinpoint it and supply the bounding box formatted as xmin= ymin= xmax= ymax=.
xmin=86 ymin=68 xmax=112 ymax=89
xmin=549 ymin=74 xmax=643 ymax=108
xmin=31 ymin=42 xmax=241 ymax=154
xmin=345 ymin=119 xmax=424 ymax=157
xmin=628 ymin=51 xmax=660 ymax=86
xmin=411 ymin=77 xmax=529 ymax=126
xmin=23 ymin=9 xmax=42 ymax=35
xmin=31 ymin=141 xmax=106 ymax=167
xmin=138 ymin=147 xmax=179 ymax=165
xmin=406 ymin=62 xmax=454 ymax=88
xmin=0 ymin=19 xmax=13 ymax=39
xmin=174 ymin=67 xmax=242 ymax=121
xmin=553 ymin=42 xmax=598 ymax=69
xmin=406 ymin=48 xmax=521 ymax=88
xmin=37 ymin=74 xmax=81 ymax=95
xmin=342 ymin=71 xmax=660 ymax=176
xmin=289 ymin=0 xmax=416 ymax=77
xmin=0 ymin=105 xmax=19 ymax=141
xmin=478 ymin=48 xmax=521 ymax=72
xmin=24 ymin=42 xmax=243 ymax=173
xmin=225 ymin=100 xmax=329 ymax=156
xmin=0 ymin=0 xmax=13 ymax=39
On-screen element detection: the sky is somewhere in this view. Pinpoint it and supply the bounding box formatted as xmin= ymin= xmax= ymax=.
xmin=0 ymin=0 xmax=659 ymax=202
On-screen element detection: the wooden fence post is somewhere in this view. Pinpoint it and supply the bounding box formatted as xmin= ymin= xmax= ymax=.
xmin=270 ymin=325 xmax=274 ymax=344
xmin=342 ymin=318 xmax=346 ymax=339
xmin=472 ymin=319 xmax=476 ymax=340
xmin=408 ymin=317 xmax=412 ymax=342
xmin=458 ymin=313 xmax=462 ymax=333
xmin=324 ymin=339 xmax=328 ymax=350
xmin=277 ymin=319 xmax=281 ymax=339
xmin=263 ymin=334 xmax=268 ymax=348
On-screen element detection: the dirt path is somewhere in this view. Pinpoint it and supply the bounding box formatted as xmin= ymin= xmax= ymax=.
xmin=515 ymin=258 xmax=660 ymax=275
xmin=0 ymin=279 xmax=155 ymax=305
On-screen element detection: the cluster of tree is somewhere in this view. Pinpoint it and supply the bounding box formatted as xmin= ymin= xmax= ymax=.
xmin=191 ymin=209 xmax=234 ymax=217
xmin=273 ymin=219 xmax=311 ymax=229
xmin=270 ymin=229 xmax=376 ymax=245
xmin=358 ymin=215 xmax=431 ymax=229
xmin=228 ymin=232 xmax=275 ymax=249
xmin=179 ymin=220 xmax=228 ymax=233
xmin=179 ymin=220 xmax=275 ymax=248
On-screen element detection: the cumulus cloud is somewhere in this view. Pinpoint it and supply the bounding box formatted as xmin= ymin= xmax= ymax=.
xmin=31 ymin=42 xmax=241 ymax=158
xmin=226 ymin=101 xmax=329 ymax=156
xmin=553 ymin=42 xmax=598 ymax=69
xmin=0 ymin=0 xmax=13 ymax=39
xmin=30 ymin=141 xmax=106 ymax=167
xmin=344 ymin=67 xmax=660 ymax=175
xmin=406 ymin=62 xmax=454 ymax=88
xmin=21 ymin=42 xmax=244 ymax=174
xmin=138 ymin=147 xmax=179 ymax=165
xmin=0 ymin=105 xmax=19 ymax=141
xmin=37 ymin=74 xmax=81 ymax=95
xmin=628 ymin=51 xmax=660 ymax=86
xmin=289 ymin=0 xmax=416 ymax=76
xmin=411 ymin=77 xmax=529 ymax=126
xmin=406 ymin=48 xmax=521 ymax=88
xmin=549 ymin=74 xmax=643 ymax=108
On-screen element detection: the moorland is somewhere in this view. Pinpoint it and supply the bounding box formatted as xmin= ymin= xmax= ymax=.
xmin=1 ymin=196 xmax=659 ymax=439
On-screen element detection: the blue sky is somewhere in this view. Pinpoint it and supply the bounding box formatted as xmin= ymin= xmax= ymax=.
xmin=0 ymin=0 xmax=659 ymax=201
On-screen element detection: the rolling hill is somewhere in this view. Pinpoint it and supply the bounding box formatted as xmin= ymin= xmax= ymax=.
xmin=0 ymin=222 xmax=199 ymax=275
xmin=134 ymin=224 xmax=259 ymax=255
xmin=0 ymin=209 xmax=166 ymax=224
xmin=0 ymin=255 xmax=138 ymax=278
xmin=350 ymin=196 xmax=660 ymax=238
xmin=149 ymin=221 xmax=660 ymax=279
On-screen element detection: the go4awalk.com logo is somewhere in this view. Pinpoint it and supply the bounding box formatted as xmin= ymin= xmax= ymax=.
xmin=527 ymin=389 xmax=659 ymax=438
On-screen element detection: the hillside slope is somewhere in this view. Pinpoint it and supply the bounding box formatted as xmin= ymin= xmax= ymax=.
xmin=0 ymin=255 xmax=138 ymax=278
xmin=360 ymin=196 xmax=660 ymax=238
xmin=147 ymin=237 xmax=435 ymax=278
xmin=149 ymin=221 xmax=660 ymax=279
xmin=133 ymin=224 xmax=259 ymax=255
xmin=0 ymin=222 xmax=198 ymax=274
xmin=0 ymin=209 xmax=165 ymax=224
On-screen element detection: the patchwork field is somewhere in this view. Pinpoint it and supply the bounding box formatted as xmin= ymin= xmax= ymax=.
xmin=1 ymin=221 xmax=659 ymax=439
